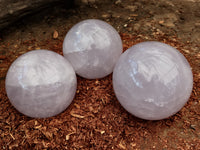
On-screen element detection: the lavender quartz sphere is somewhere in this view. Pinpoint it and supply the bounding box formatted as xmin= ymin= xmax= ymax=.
xmin=113 ymin=41 xmax=193 ymax=120
xmin=6 ymin=50 xmax=77 ymax=118
xmin=63 ymin=19 xmax=123 ymax=79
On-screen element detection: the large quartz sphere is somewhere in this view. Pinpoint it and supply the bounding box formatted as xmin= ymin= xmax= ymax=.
xmin=6 ymin=50 xmax=77 ymax=118
xmin=63 ymin=19 xmax=123 ymax=79
xmin=113 ymin=41 xmax=193 ymax=120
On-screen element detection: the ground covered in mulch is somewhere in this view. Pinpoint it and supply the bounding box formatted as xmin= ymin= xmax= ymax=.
xmin=0 ymin=0 xmax=200 ymax=149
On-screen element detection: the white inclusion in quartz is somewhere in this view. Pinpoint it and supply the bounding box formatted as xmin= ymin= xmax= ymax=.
xmin=113 ymin=41 xmax=193 ymax=120
xmin=5 ymin=50 xmax=77 ymax=118
xmin=63 ymin=19 xmax=123 ymax=79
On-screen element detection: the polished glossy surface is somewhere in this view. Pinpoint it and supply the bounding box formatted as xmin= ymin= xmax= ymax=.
xmin=63 ymin=19 xmax=123 ymax=79
xmin=6 ymin=50 xmax=77 ymax=118
xmin=113 ymin=41 xmax=193 ymax=120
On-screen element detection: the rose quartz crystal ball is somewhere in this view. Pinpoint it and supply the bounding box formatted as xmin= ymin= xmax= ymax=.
xmin=6 ymin=50 xmax=77 ymax=118
xmin=113 ymin=41 xmax=193 ymax=120
xmin=63 ymin=19 xmax=123 ymax=79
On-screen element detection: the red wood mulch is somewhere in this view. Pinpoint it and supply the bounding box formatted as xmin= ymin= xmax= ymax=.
xmin=0 ymin=33 xmax=199 ymax=149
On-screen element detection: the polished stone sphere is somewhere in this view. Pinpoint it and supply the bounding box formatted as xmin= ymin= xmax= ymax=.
xmin=113 ymin=41 xmax=193 ymax=120
xmin=6 ymin=50 xmax=77 ymax=118
xmin=63 ymin=19 xmax=123 ymax=79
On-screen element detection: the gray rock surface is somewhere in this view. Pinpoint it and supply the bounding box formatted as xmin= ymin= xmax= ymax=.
xmin=0 ymin=0 xmax=68 ymax=29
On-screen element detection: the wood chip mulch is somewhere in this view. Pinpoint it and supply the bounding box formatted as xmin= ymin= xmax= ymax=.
xmin=0 ymin=33 xmax=199 ymax=149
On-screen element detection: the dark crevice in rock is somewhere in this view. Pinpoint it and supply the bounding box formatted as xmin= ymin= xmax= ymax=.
xmin=0 ymin=0 xmax=74 ymax=30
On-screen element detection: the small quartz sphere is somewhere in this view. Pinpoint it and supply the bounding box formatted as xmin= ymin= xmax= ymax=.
xmin=5 ymin=50 xmax=77 ymax=118
xmin=113 ymin=41 xmax=193 ymax=120
xmin=63 ymin=19 xmax=123 ymax=79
